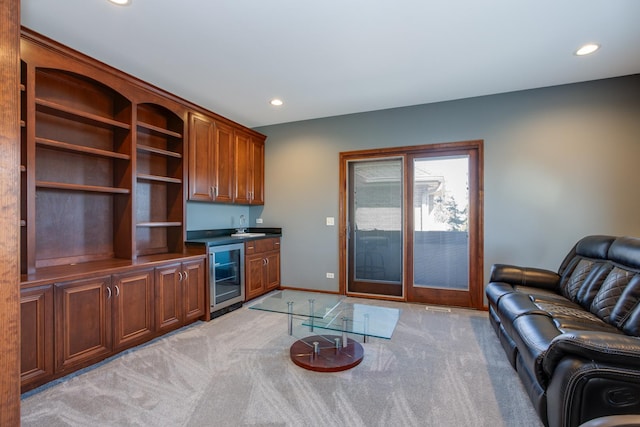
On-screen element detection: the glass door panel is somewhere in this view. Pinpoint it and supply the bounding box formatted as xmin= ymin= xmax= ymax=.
xmin=413 ymin=156 xmax=469 ymax=290
xmin=348 ymin=158 xmax=403 ymax=297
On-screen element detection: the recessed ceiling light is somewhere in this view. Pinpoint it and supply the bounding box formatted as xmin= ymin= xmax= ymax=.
xmin=270 ymin=99 xmax=284 ymax=107
xmin=108 ymin=0 xmax=131 ymax=5
xmin=575 ymin=43 xmax=600 ymax=56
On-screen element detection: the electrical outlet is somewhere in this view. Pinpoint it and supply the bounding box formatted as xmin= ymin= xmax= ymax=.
xmin=326 ymin=272 xmax=334 ymax=279
xmin=256 ymin=218 xmax=263 ymax=224
xmin=326 ymin=217 xmax=335 ymax=226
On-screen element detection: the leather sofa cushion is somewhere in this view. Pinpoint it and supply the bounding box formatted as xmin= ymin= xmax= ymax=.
xmin=512 ymin=314 xmax=562 ymax=387
xmin=609 ymin=236 xmax=640 ymax=269
xmin=610 ymin=275 xmax=640 ymax=334
xmin=590 ymin=267 xmax=634 ymax=324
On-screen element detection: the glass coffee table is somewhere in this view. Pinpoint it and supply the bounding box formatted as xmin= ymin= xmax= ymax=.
xmin=248 ymin=290 xmax=400 ymax=372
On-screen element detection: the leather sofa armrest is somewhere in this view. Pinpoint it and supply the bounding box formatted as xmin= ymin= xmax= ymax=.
xmin=579 ymin=415 xmax=640 ymax=427
xmin=489 ymin=264 xmax=560 ymax=291
xmin=543 ymin=331 xmax=640 ymax=377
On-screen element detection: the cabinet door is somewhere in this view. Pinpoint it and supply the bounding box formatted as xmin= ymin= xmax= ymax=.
xmin=55 ymin=276 xmax=112 ymax=373
xmin=265 ymin=251 xmax=281 ymax=292
xmin=215 ymin=122 xmax=235 ymax=203
xmin=251 ymin=138 xmax=265 ymax=205
xmin=182 ymin=258 xmax=205 ymax=322
xmin=21 ymin=285 xmax=53 ymax=389
xmin=234 ymin=130 xmax=252 ymax=204
xmin=188 ymin=113 xmax=215 ymax=201
xmin=113 ymin=269 xmax=154 ymax=350
xmin=155 ymin=263 xmax=182 ymax=332
xmin=245 ymin=254 xmax=266 ymax=300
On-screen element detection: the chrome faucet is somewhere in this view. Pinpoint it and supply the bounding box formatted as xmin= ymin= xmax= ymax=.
xmin=237 ymin=215 xmax=247 ymax=233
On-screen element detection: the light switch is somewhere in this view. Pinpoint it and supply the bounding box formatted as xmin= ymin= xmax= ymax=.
xmin=326 ymin=217 xmax=335 ymax=226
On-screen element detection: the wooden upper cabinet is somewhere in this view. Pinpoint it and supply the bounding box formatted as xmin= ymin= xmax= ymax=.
xmin=234 ymin=130 xmax=252 ymax=204
xmin=234 ymin=130 xmax=265 ymax=205
xmin=214 ymin=121 xmax=234 ymax=203
xmin=188 ymin=113 xmax=234 ymax=203
xmin=251 ymin=138 xmax=265 ymax=205
xmin=188 ymin=113 xmax=215 ymax=201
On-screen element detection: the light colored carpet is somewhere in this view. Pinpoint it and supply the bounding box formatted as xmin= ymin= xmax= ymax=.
xmin=21 ymin=298 xmax=543 ymax=427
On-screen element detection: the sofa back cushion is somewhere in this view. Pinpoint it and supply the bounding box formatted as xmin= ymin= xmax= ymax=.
xmin=557 ymin=236 xmax=640 ymax=335
xmin=589 ymin=267 xmax=634 ymax=323
xmin=561 ymin=259 xmax=609 ymax=304
xmin=611 ymin=275 xmax=640 ymax=335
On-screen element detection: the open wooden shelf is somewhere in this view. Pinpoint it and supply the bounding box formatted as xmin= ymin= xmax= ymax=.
xmin=36 ymin=137 xmax=131 ymax=160
xmin=136 ymin=222 xmax=182 ymax=227
xmin=137 ymin=121 xmax=182 ymax=139
xmin=136 ymin=173 xmax=182 ymax=184
xmin=36 ymin=181 xmax=131 ymax=194
xmin=137 ymin=144 xmax=182 ymax=159
xmin=35 ymin=98 xmax=131 ymax=130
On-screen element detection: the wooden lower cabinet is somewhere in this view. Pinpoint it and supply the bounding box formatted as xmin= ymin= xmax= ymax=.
xmin=20 ymin=285 xmax=53 ymax=389
xmin=155 ymin=258 xmax=205 ymax=333
xmin=20 ymin=256 xmax=206 ymax=392
xmin=245 ymin=238 xmax=281 ymax=300
xmin=112 ymin=269 xmax=155 ymax=350
xmin=54 ymin=276 xmax=112 ymax=374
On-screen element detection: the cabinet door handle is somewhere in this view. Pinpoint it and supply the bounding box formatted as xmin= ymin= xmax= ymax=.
xmin=115 ymin=285 xmax=120 ymax=297
xmin=106 ymin=286 xmax=112 ymax=299
xmin=265 ymin=258 xmax=269 ymax=265
xmin=183 ymin=270 xmax=189 ymax=281
xmin=178 ymin=271 xmax=183 ymax=281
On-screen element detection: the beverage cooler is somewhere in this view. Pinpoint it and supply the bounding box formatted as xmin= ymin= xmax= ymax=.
xmin=208 ymin=243 xmax=244 ymax=317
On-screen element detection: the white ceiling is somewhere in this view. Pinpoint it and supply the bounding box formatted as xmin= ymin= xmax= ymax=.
xmin=21 ymin=0 xmax=640 ymax=128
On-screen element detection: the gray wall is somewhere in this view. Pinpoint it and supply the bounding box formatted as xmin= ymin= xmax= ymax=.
xmin=251 ymin=75 xmax=640 ymax=294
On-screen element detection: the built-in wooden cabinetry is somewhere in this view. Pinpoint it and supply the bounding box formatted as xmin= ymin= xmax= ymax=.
xmin=20 ymin=284 xmax=53 ymax=389
xmin=245 ymin=238 xmax=281 ymax=300
xmin=234 ymin=129 xmax=265 ymax=205
xmin=155 ymin=258 xmax=206 ymax=333
xmin=188 ymin=113 xmax=265 ymax=205
xmin=18 ymin=28 xmax=263 ymax=393
xmin=188 ymin=113 xmax=235 ymax=203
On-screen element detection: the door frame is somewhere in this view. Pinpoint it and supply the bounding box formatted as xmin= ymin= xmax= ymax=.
xmin=339 ymin=140 xmax=484 ymax=308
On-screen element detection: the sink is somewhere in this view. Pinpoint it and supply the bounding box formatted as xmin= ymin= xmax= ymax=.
xmin=230 ymin=232 xmax=266 ymax=237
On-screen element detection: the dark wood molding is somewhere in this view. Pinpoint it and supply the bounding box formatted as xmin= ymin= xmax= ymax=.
xmin=0 ymin=0 xmax=22 ymax=423
xmin=338 ymin=140 xmax=485 ymax=309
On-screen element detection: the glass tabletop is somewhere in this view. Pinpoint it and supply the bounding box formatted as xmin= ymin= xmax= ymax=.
xmin=302 ymin=303 xmax=400 ymax=339
xmin=248 ymin=290 xmax=344 ymax=318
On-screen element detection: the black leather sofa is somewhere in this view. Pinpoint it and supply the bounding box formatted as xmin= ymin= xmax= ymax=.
xmin=486 ymin=235 xmax=640 ymax=427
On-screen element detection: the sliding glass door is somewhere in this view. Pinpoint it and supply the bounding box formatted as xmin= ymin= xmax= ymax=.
xmin=347 ymin=158 xmax=403 ymax=297
xmin=340 ymin=140 xmax=483 ymax=308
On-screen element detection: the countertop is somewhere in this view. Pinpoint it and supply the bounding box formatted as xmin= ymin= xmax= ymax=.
xmin=185 ymin=228 xmax=282 ymax=247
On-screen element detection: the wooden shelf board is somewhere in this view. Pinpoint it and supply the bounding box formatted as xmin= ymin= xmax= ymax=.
xmin=36 ymin=181 xmax=131 ymax=194
xmin=137 ymin=121 xmax=182 ymax=139
xmin=137 ymin=144 xmax=182 ymax=159
xmin=36 ymin=137 xmax=131 ymax=160
xmin=136 ymin=173 xmax=182 ymax=184
xmin=136 ymin=222 xmax=182 ymax=227
xmin=35 ymin=98 xmax=131 ymax=130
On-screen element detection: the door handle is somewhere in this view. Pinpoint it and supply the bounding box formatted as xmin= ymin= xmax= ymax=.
xmin=115 ymin=285 xmax=120 ymax=297
xmin=106 ymin=286 xmax=112 ymax=299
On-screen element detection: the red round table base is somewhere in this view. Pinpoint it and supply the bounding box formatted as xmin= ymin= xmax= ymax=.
xmin=289 ymin=335 xmax=364 ymax=372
